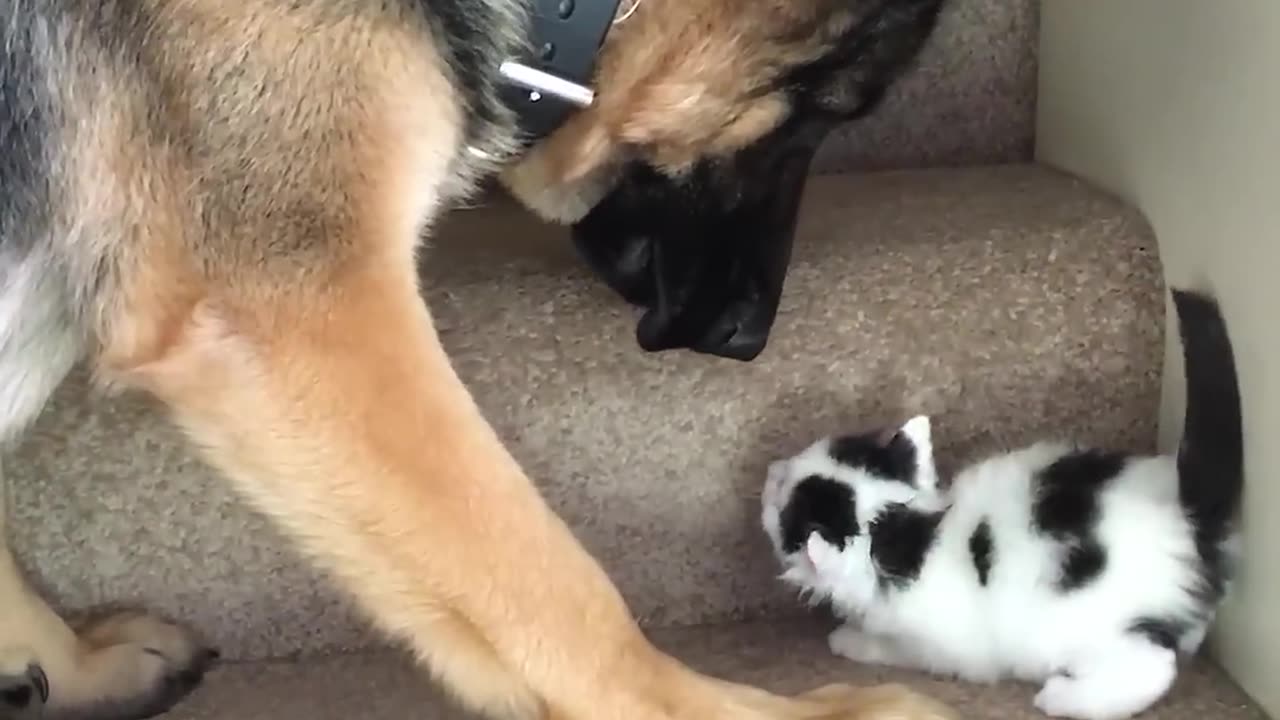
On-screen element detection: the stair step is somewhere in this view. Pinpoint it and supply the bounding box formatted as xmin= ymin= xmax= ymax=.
xmin=8 ymin=164 xmax=1165 ymax=662
xmin=166 ymin=619 xmax=1264 ymax=720
xmin=812 ymin=0 xmax=1037 ymax=172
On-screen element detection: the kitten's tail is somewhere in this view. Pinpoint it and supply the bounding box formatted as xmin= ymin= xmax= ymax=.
xmin=1172 ymin=288 xmax=1244 ymax=571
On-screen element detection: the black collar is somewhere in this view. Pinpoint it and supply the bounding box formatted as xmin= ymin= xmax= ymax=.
xmin=500 ymin=0 xmax=624 ymax=142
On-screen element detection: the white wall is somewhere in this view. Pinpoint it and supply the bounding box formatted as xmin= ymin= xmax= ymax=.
xmin=1037 ymin=2 xmax=1279 ymax=715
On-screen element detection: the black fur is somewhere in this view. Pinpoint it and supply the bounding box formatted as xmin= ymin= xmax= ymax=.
xmin=1032 ymin=449 xmax=1127 ymax=592
xmin=779 ymin=475 xmax=859 ymax=554
xmin=829 ymin=429 xmax=919 ymax=485
xmin=1058 ymin=539 xmax=1107 ymax=592
xmin=968 ymin=520 xmax=993 ymax=587
xmin=570 ymin=124 xmax=817 ymax=360
xmin=570 ymin=0 xmax=946 ymax=361
xmin=0 ymin=2 xmax=55 ymax=261
xmin=1171 ymin=289 xmax=1244 ymax=604
xmin=421 ymin=0 xmax=526 ymax=157
xmin=1032 ymin=450 xmax=1127 ymax=535
xmin=1129 ymin=616 xmax=1192 ymax=651
xmin=868 ymin=504 xmax=942 ymax=590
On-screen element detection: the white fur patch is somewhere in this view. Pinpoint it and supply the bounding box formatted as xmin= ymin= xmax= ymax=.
xmin=0 ymin=249 xmax=80 ymax=447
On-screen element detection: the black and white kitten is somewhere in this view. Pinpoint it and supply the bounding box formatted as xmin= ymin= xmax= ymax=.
xmin=760 ymin=289 xmax=1244 ymax=720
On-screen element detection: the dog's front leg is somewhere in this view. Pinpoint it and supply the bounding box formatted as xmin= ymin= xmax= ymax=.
xmin=103 ymin=248 xmax=956 ymax=720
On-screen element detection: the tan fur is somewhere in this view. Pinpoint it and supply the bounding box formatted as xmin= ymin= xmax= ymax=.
xmin=0 ymin=2 xmax=959 ymax=718
xmin=502 ymin=0 xmax=866 ymax=220
xmin=506 ymin=0 xmax=856 ymax=190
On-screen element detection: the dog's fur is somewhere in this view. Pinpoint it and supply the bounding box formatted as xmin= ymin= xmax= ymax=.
xmin=0 ymin=2 xmax=954 ymax=719
xmin=570 ymin=0 xmax=948 ymax=360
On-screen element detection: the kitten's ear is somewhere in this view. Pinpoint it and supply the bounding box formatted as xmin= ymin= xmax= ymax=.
xmin=805 ymin=532 xmax=842 ymax=573
xmin=901 ymin=415 xmax=940 ymax=493
xmin=873 ymin=416 xmax=931 ymax=448
xmin=901 ymin=415 xmax=932 ymax=448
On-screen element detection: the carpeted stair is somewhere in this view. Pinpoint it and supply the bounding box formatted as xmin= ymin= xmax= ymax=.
xmin=3 ymin=0 xmax=1269 ymax=718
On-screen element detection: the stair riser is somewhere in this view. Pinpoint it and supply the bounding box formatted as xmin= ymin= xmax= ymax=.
xmin=813 ymin=0 xmax=1039 ymax=173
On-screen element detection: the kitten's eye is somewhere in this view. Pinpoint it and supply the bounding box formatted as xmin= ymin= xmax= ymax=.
xmin=804 ymin=523 xmax=823 ymax=540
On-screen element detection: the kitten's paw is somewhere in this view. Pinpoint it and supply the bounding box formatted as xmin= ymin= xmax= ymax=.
xmin=1034 ymin=675 xmax=1131 ymax=720
xmin=828 ymin=627 xmax=869 ymax=660
xmin=1034 ymin=643 xmax=1175 ymax=720
xmin=827 ymin=627 xmax=900 ymax=667
xmin=1034 ymin=675 xmax=1078 ymax=718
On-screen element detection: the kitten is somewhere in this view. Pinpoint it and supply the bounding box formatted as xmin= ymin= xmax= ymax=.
xmin=760 ymin=288 xmax=1243 ymax=720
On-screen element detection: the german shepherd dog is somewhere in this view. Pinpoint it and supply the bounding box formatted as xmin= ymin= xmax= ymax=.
xmin=0 ymin=1 xmax=954 ymax=719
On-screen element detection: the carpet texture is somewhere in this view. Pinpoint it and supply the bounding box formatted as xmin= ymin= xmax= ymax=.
xmin=7 ymin=165 xmax=1165 ymax=662
xmin=167 ymin=619 xmax=1265 ymax=720
xmin=812 ymin=0 xmax=1039 ymax=172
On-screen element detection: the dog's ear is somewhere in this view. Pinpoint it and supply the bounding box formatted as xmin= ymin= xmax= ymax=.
xmin=614 ymin=87 xmax=792 ymax=173
xmin=549 ymin=85 xmax=791 ymax=181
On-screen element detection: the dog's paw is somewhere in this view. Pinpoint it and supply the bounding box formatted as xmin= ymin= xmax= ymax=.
xmin=59 ymin=611 xmax=218 ymax=720
xmin=0 ymin=656 xmax=48 ymax=720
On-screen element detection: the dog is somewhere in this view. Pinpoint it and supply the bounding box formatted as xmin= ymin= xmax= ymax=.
xmin=0 ymin=1 xmax=953 ymax=719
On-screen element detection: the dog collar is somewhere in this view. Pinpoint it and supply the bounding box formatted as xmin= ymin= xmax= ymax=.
xmin=499 ymin=0 xmax=625 ymax=141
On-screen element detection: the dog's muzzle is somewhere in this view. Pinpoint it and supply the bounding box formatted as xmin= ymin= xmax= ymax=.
xmin=569 ymin=129 xmax=821 ymax=362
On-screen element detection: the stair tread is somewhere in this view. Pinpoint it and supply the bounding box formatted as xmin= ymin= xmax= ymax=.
xmin=10 ymin=164 xmax=1164 ymax=661
xmin=168 ymin=619 xmax=1264 ymax=719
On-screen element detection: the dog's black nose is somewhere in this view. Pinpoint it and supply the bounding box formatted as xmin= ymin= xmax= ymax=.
xmin=570 ymin=153 xmax=807 ymax=363
xmin=632 ymin=288 xmax=776 ymax=362
xmin=692 ymin=300 xmax=775 ymax=362
xmin=571 ymin=218 xmax=790 ymax=363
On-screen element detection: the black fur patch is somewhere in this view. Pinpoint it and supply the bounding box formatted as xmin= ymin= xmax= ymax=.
xmin=829 ymin=430 xmax=917 ymax=485
xmin=779 ymin=475 xmax=858 ymax=554
xmin=1032 ymin=449 xmax=1127 ymax=592
xmin=1 ymin=3 xmax=54 ymax=260
xmin=968 ymin=520 xmax=994 ymax=587
xmin=420 ymin=0 xmax=523 ymax=152
xmin=1129 ymin=616 xmax=1191 ymax=651
xmin=869 ymin=504 xmax=942 ymax=590
xmin=1058 ymin=539 xmax=1107 ymax=591
xmin=1032 ymin=450 xmax=1126 ymax=534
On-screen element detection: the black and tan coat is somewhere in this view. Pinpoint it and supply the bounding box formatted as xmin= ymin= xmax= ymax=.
xmin=0 ymin=2 xmax=949 ymax=719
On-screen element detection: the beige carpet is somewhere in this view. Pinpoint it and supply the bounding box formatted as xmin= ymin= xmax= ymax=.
xmin=811 ymin=0 xmax=1038 ymax=172
xmin=8 ymin=165 xmax=1165 ymax=662
xmin=167 ymin=620 xmax=1264 ymax=720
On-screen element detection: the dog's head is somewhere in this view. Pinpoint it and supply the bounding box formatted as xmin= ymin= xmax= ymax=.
xmin=500 ymin=0 xmax=945 ymax=360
